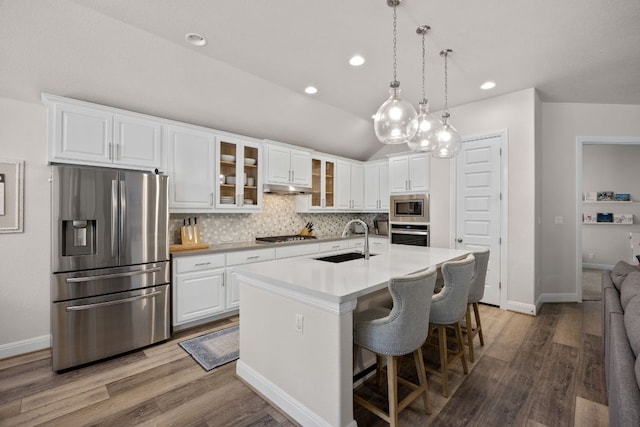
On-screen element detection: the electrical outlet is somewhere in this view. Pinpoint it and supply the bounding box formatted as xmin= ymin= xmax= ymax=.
xmin=295 ymin=313 xmax=304 ymax=334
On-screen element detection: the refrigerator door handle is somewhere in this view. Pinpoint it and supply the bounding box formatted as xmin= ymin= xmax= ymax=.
xmin=119 ymin=179 xmax=126 ymax=258
xmin=111 ymin=180 xmax=118 ymax=258
xmin=65 ymin=266 xmax=163 ymax=283
xmin=65 ymin=290 xmax=162 ymax=312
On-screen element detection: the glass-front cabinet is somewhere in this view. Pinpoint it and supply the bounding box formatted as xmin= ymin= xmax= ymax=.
xmin=311 ymin=156 xmax=335 ymax=210
xmin=215 ymin=135 xmax=262 ymax=211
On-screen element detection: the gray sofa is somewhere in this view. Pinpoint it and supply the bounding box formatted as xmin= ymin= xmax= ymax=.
xmin=602 ymin=261 xmax=640 ymax=427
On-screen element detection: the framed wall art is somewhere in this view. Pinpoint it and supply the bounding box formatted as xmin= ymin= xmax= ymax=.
xmin=0 ymin=158 xmax=24 ymax=233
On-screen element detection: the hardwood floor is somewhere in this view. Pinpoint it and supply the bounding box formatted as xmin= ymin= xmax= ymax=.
xmin=0 ymin=303 xmax=607 ymax=426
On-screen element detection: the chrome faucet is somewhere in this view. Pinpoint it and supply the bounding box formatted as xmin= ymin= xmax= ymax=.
xmin=342 ymin=219 xmax=369 ymax=260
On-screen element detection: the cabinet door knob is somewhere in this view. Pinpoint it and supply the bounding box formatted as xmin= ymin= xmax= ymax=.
xmin=456 ymin=238 xmax=463 ymax=243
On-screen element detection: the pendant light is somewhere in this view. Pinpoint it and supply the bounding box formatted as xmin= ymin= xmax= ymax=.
xmin=373 ymin=0 xmax=418 ymax=145
xmin=407 ymin=25 xmax=442 ymax=152
xmin=433 ymin=49 xmax=462 ymax=158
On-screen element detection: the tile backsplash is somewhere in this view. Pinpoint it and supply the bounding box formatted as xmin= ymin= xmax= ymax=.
xmin=169 ymin=194 xmax=387 ymax=244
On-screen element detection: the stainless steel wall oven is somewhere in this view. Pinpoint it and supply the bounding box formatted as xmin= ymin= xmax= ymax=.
xmin=390 ymin=223 xmax=430 ymax=247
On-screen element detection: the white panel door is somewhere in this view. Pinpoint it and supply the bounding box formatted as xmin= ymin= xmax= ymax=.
xmin=389 ymin=156 xmax=409 ymax=193
xmin=408 ymin=153 xmax=429 ymax=192
xmin=379 ymin=162 xmax=390 ymax=209
xmin=335 ymin=160 xmax=351 ymax=209
xmin=114 ymin=114 xmax=163 ymax=170
xmin=168 ymin=125 xmax=215 ymax=210
xmin=290 ymin=149 xmax=312 ymax=186
xmin=364 ymin=163 xmax=380 ymax=210
xmin=350 ymin=162 xmax=364 ymax=210
xmin=175 ymin=268 xmax=225 ymax=324
xmin=267 ymin=145 xmax=292 ymax=183
xmin=56 ymin=103 xmax=112 ymax=163
xmin=455 ymin=134 xmax=502 ymax=306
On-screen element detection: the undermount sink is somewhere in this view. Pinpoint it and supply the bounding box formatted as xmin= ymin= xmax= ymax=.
xmin=313 ymin=252 xmax=376 ymax=263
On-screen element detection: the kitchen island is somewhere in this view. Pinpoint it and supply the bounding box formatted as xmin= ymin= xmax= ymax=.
xmin=233 ymin=244 xmax=469 ymax=427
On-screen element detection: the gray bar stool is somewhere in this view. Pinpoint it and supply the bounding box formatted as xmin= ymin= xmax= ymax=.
xmin=353 ymin=267 xmax=437 ymax=427
xmin=464 ymin=248 xmax=490 ymax=362
xmin=425 ymin=254 xmax=475 ymax=397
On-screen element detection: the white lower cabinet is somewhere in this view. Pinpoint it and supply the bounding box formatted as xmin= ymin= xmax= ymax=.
xmin=173 ymin=254 xmax=226 ymax=326
xmin=225 ymin=248 xmax=275 ymax=310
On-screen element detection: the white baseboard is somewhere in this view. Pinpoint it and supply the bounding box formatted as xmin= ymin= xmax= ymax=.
xmin=0 ymin=335 xmax=50 ymax=360
xmin=236 ymin=360 xmax=356 ymax=427
xmin=535 ymin=293 xmax=580 ymax=313
xmin=583 ymin=262 xmax=613 ymax=270
xmin=506 ymin=300 xmax=537 ymax=316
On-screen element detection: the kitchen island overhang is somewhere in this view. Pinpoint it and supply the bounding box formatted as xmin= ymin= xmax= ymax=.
xmin=234 ymin=245 xmax=470 ymax=427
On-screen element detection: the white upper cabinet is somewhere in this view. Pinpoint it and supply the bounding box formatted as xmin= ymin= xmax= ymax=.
xmin=336 ymin=159 xmax=364 ymax=211
xmin=296 ymin=155 xmax=336 ymax=212
xmin=364 ymin=160 xmax=390 ymax=212
xmin=215 ymin=135 xmax=262 ymax=211
xmin=264 ymin=140 xmax=312 ymax=187
xmin=389 ymin=153 xmax=430 ymax=194
xmin=167 ymin=124 xmax=216 ymax=212
xmin=43 ymin=94 xmax=164 ymax=171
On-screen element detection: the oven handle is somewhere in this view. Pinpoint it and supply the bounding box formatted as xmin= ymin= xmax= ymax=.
xmin=391 ymin=230 xmax=429 ymax=236
xmin=65 ymin=290 xmax=162 ymax=312
xmin=65 ymin=266 xmax=163 ymax=283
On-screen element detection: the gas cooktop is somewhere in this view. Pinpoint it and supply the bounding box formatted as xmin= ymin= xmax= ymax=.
xmin=255 ymin=235 xmax=317 ymax=243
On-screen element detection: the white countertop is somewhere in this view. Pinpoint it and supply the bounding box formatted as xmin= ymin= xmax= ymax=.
xmin=234 ymin=245 xmax=470 ymax=304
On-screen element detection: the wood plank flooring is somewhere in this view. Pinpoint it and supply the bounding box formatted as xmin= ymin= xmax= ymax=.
xmin=0 ymin=303 xmax=607 ymax=426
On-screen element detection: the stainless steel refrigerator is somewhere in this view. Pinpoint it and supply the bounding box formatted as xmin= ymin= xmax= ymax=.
xmin=51 ymin=165 xmax=170 ymax=371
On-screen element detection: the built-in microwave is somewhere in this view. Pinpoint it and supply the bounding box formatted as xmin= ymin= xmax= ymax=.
xmin=389 ymin=193 xmax=429 ymax=223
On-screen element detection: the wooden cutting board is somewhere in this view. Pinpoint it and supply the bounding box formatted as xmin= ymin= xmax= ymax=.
xmin=169 ymin=243 xmax=210 ymax=252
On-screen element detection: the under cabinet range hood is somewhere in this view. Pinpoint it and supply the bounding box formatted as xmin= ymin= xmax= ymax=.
xmin=263 ymin=183 xmax=313 ymax=194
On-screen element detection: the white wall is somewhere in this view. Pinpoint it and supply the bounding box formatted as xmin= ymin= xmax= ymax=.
xmin=582 ymin=145 xmax=640 ymax=266
xmin=0 ymin=97 xmax=51 ymax=357
xmin=540 ymin=103 xmax=640 ymax=297
xmin=370 ymin=88 xmax=538 ymax=313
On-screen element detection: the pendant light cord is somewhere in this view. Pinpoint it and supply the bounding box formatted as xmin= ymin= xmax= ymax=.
xmin=392 ymin=4 xmax=398 ymax=86
xmin=421 ymin=28 xmax=426 ymax=100
xmin=441 ymin=49 xmax=453 ymax=116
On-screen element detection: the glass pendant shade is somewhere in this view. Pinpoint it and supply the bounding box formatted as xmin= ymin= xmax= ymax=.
xmin=374 ymin=85 xmax=418 ymax=144
xmin=432 ymin=114 xmax=462 ymax=158
xmin=407 ymin=99 xmax=441 ymax=152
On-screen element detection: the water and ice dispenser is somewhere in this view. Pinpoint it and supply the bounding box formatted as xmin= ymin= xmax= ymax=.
xmin=62 ymin=219 xmax=96 ymax=256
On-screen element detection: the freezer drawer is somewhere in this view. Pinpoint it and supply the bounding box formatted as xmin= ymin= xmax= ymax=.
xmin=51 ymin=284 xmax=170 ymax=371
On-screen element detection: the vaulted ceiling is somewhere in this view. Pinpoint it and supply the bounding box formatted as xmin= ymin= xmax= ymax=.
xmin=1 ymin=0 xmax=640 ymax=160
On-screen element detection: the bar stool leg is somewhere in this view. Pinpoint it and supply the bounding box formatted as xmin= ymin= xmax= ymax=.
xmin=465 ymin=305 xmax=475 ymax=362
xmin=413 ymin=347 xmax=432 ymax=414
xmin=437 ymin=324 xmax=450 ymax=397
xmin=455 ymin=322 xmax=469 ymax=374
xmin=386 ymin=355 xmax=398 ymax=427
xmin=473 ymin=302 xmax=484 ymax=346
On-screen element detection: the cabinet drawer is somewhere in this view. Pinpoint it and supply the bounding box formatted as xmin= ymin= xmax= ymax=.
xmin=226 ymin=248 xmax=275 ymax=266
xmin=276 ymin=243 xmax=320 ymax=259
xmin=319 ymin=240 xmax=349 ymax=252
xmin=349 ymin=238 xmax=366 ymax=248
xmin=175 ymin=253 xmax=225 ymax=273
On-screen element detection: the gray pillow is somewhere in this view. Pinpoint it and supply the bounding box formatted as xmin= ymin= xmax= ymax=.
xmin=612 ymin=261 xmax=639 ymax=290
xmin=622 ymin=271 xmax=640 ymax=310
xmin=624 ymin=295 xmax=640 ymax=357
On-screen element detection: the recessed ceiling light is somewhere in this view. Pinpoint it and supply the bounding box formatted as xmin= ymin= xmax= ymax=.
xmin=349 ymin=55 xmax=366 ymax=67
xmin=304 ymin=86 xmax=318 ymax=95
xmin=481 ymin=81 xmax=496 ymax=90
xmin=185 ymin=33 xmax=207 ymax=47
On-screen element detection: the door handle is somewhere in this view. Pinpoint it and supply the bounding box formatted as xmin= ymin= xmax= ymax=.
xmin=457 ymin=238 xmax=463 ymax=243
xmin=65 ymin=290 xmax=162 ymax=311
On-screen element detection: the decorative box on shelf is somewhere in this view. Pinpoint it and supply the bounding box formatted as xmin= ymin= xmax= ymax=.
xmin=597 ymin=213 xmax=614 ymax=223
xmin=615 ymin=193 xmax=631 ymax=201
xmin=584 ymin=192 xmax=597 ymax=202
xmin=597 ymin=191 xmax=615 ymax=201
xmin=583 ymin=213 xmax=596 ymax=223
xmin=614 ymin=213 xmax=634 ymax=224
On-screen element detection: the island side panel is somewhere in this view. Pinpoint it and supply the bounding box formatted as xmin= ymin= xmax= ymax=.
xmin=237 ymin=276 xmax=355 ymax=427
